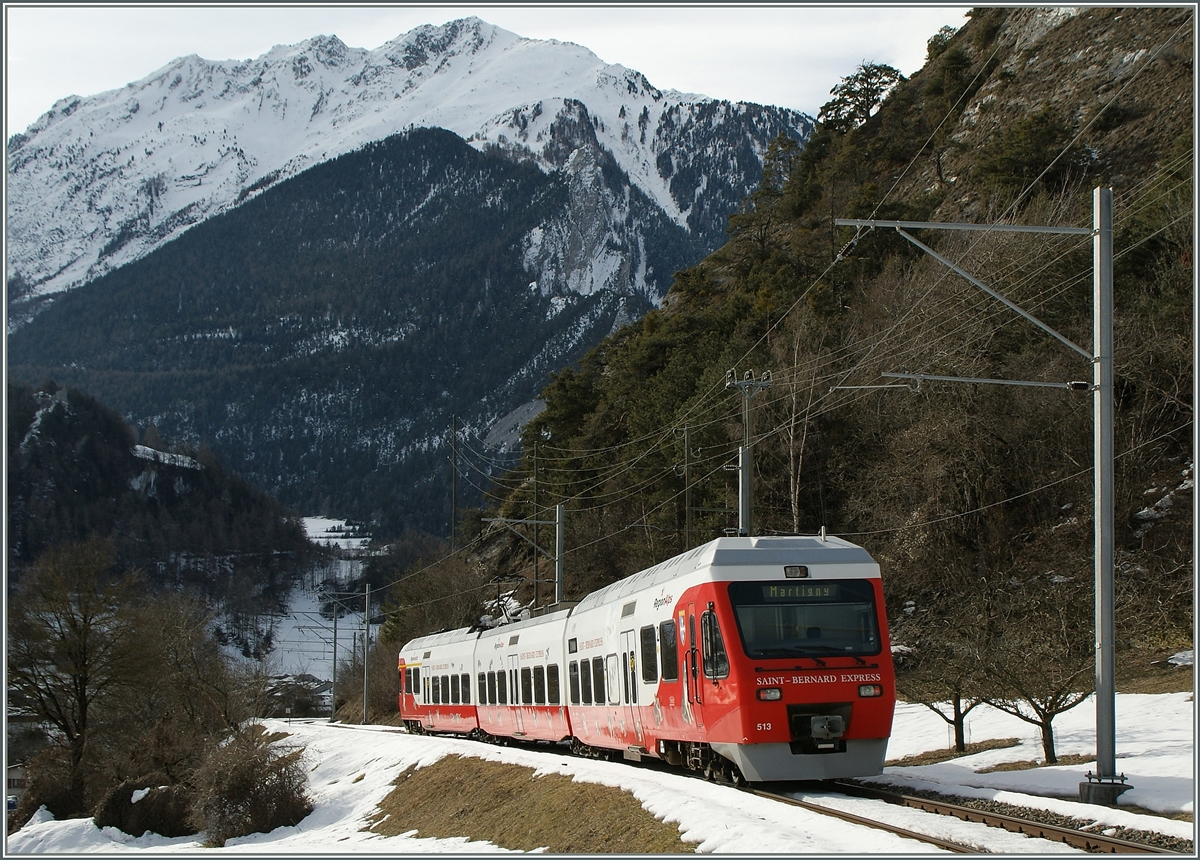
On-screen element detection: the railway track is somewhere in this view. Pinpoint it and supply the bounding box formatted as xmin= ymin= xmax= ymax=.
xmin=316 ymin=723 xmax=1185 ymax=853
xmin=750 ymin=781 xmax=1183 ymax=854
xmin=747 ymin=786 xmax=978 ymax=852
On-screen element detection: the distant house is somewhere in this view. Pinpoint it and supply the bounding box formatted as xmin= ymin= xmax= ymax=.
xmin=7 ymin=760 xmax=27 ymax=807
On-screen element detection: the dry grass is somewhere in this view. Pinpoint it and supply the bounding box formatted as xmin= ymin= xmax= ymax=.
xmin=1117 ymin=666 xmax=1193 ymax=695
xmin=975 ymin=753 xmax=1094 ymax=773
xmin=364 ymin=755 xmax=693 ymax=853
xmin=886 ymin=737 xmax=1021 ymax=767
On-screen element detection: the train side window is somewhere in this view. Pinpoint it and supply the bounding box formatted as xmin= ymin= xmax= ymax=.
xmin=548 ymin=664 xmax=561 ymax=705
xmin=487 ymin=671 xmax=497 ymax=704
xmin=533 ymin=666 xmax=546 ymax=705
xmin=702 ymin=610 xmax=730 ymax=679
xmin=477 ymin=673 xmax=486 ymax=704
xmin=639 ymin=626 xmax=658 ymax=683
xmin=432 ymin=675 xmax=441 ymax=704
xmin=606 ymin=654 xmax=620 ymax=704
xmin=568 ymin=662 xmax=580 ymax=704
xmin=592 ymin=656 xmax=606 ymax=705
xmin=413 ymin=667 xmax=422 ymax=696
xmin=579 ymin=659 xmax=592 ymax=704
xmin=659 ymin=621 xmax=678 ymax=680
xmin=450 ymin=674 xmax=460 ymax=704
xmin=423 ymin=676 xmax=429 ymax=702
xmin=520 ymin=667 xmax=533 ymax=705
xmin=497 ymin=670 xmax=507 ymax=705
xmin=402 ymin=668 xmax=410 ymax=693
xmin=461 ymin=673 xmax=471 ymax=705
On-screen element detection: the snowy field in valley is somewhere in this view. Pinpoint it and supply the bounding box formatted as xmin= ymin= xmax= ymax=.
xmin=301 ymin=518 xmax=371 ymax=552
xmin=8 ymin=688 xmax=1193 ymax=854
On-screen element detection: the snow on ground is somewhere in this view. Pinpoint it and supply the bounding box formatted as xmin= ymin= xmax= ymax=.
xmin=867 ymin=692 xmax=1194 ymax=837
xmin=7 ymin=691 xmax=1193 ymax=854
xmin=302 ymin=517 xmax=371 ymax=551
xmin=265 ymin=587 xmax=370 ymax=679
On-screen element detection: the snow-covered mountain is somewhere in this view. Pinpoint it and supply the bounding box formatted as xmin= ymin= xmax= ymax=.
xmin=7 ymin=17 xmax=814 ymax=536
xmin=7 ymin=17 xmax=812 ymax=313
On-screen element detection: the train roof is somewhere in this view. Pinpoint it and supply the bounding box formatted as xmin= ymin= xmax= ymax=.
xmin=475 ymin=606 xmax=573 ymax=637
xmin=401 ymin=606 xmax=575 ymax=652
xmin=572 ymin=534 xmax=875 ymax=613
xmin=400 ymin=626 xmax=480 ymax=653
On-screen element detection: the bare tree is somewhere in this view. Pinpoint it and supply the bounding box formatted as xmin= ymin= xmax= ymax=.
xmin=101 ymin=593 xmax=244 ymax=785
xmin=7 ymin=539 xmax=147 ymax=814
xmin=892 ymin=588 xmax=990 ymax=753
xmin=978 ymin=572 xmax=1095 ymax=763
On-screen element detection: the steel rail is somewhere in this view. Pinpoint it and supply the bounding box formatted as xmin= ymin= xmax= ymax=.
xmin=832 ymin=782 xmax=1183 ymax=854
xmin=748 ymin=787 xmax=978 ymax=853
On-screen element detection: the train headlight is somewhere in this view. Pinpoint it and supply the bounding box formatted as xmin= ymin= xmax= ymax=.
xmin=858 ymin=684 xmax=884 ymax=698
xmin=756 ymin=687 xmax=783 ymax=701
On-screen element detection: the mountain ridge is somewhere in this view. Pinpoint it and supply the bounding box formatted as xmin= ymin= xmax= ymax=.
xmin=8 ymin=128 xmax=670 ymax=535
xmin=7 ymin=16 xmax=812 ymax=316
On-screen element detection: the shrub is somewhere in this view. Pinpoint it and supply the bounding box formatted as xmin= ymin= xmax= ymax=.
xmin=10 ymin=747 xmax=77 ymax=831
xmin=93 ymin=773 xmax=196 ymax=838
xmin=189 ymin=725 xmax=312 ymax=847
xmin=974 ymin=106 xmax=1095 ymax=193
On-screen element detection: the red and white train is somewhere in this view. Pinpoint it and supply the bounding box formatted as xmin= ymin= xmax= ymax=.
xmin=398 ymin=534 xmax=895 ymax=783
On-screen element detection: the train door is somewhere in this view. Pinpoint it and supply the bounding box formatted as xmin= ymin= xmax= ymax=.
xmin=620 ymin=629 xmax=644 ymax=745
xmin=684 ymin=603 xmax=705 ymax=730
xmin=507 ymin=653 xmax=524 ymax=734
xmin=399 ymin=659 xmax=420 ymax=716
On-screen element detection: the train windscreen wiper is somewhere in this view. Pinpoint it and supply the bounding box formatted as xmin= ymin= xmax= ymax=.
xmin=754 ymin=646 xmax=829 ymax=665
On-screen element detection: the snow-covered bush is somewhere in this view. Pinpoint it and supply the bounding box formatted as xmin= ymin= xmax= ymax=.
xmin=189 ymin=725 xmax=312 ymax=847
xmin=93 ymin=774 xmax=195 ymax=838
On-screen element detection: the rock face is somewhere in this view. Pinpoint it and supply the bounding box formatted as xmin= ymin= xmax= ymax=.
xmin=7 ymin=17 xmax=811 ymax=322
xmin=7 ymin=19 xmax=814 ymax=537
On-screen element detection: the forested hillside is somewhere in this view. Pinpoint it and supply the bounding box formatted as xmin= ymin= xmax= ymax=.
xmin=7 ymin=381 xmax=314 ymax=619
xmin=379 ymin=8 xmax=1193 ymax=697
xmin=8 ymin=129 xmax=682 ymax=535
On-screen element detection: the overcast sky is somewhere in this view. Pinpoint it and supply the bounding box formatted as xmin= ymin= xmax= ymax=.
xmin=5 ymin=3 xmax=973 ymax=134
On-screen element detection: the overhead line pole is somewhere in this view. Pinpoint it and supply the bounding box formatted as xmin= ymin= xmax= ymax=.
xmin=450 ymin=415 xmax=458 ymax=550
xmin=836 ymin=188 xmax=1124 ymax=804
xmin=1092 ymin=187 xmax=1117 ymax=797
xmin=726 ymin=370 xmax=772 ymax=537
xmin=684 ymin=424 xmax=692 ymax=548
xmin=483 ymin=505 xmax=566 ymax=607
xmin=331 ymin=607 xmax=338 ymax=722
xmin=674 ymin=424 xmax=695 ymax=547
xmin=555 ymin=503 xmax=564 ymax=605
xmin=534 ymin=439 xmax=539 ymax=606
xmin=362 ymin=583 xmax=370 ymax=725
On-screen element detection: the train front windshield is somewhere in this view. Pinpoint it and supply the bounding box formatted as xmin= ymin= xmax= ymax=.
xmin=727 ymin=580 xmax=882 ymax=658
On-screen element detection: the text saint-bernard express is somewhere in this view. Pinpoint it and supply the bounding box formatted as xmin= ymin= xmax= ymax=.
xmin=756 ymin=673 xmax=881 ymax=685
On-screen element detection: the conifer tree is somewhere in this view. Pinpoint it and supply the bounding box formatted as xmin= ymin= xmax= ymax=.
xmin=818 ymin=63 xmax=903 ymax=133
